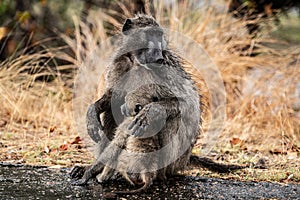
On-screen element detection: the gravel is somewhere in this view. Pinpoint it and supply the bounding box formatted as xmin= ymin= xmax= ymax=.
xmin=0 ymin=163 xmax=299 ymax=199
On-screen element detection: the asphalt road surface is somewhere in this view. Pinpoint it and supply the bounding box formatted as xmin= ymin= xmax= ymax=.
xmin=0 ymin=163 xmax=299 ymax=199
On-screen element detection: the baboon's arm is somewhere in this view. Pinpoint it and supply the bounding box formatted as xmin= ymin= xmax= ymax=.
xmin=155 ymin=97 xmax=180 ymax=117
xmin=128 ymin=98 xmax=179 ymax=137
xmin=86 ymin=89 xmax=112 ymax=143
xmin=94 ymin=89 xmax=113 ymax=119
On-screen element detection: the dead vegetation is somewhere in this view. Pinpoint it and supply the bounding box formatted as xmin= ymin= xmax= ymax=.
xmin=0 ymin=1 xmax=299 ymax=183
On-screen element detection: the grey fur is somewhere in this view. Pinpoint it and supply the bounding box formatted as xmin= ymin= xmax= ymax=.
xmin=71 ymin=14 xmax=201 ymax=188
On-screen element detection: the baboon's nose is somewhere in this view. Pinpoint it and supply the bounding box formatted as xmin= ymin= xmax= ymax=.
xmin=146 ymin=48 xmax=164 ymax=65
xmin=153 ymin=50 xmax=164 ymax=64
xmin=156 ymin=57 xmax=164 ymax=64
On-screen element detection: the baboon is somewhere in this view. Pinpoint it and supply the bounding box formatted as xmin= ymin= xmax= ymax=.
xmin=72 ymin=14 xmax=249 ymax=190
xmin=71 ymin=14 xmax=201 ymax=186
xmin=97 ymin=83 xmax=178 ymax=194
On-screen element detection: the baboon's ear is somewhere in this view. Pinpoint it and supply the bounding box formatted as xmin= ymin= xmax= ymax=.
xmin=122 ymin=19 xmax=133 ymax=35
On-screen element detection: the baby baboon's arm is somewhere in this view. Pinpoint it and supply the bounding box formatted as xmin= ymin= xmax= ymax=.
xmin=86 ymin=89 xmax=112 ymax=143
xmin=129 ymin=98 xmax=179 ymax=137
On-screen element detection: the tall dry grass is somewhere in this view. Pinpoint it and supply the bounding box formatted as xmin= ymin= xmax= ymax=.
xmin=73 ymin=1 xmax=299 ymax=153
xmin=0 ymin=1 xmax=299 ymax=165
xmin=0 ymin=44 xmax=78 ymax=164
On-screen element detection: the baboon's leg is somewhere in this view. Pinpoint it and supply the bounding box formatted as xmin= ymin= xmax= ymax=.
xmin=93 ymin=127 xmax=130 ymax=184
xmin=96 ymin=166 xmax=114 ymax=183
xmin=70 ymin=90 xmax=114 ymax=181
xmin=72 ymin=136 xmax=127 ymax=186
xmin=120 ymin=171 xmax=135 ymax=186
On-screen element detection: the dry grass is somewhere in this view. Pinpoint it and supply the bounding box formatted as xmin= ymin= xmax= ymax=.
xmin=0 ymin=46 xmax=89 ymax=166
xmin=0 ymin=1 xmax=299 ymax=182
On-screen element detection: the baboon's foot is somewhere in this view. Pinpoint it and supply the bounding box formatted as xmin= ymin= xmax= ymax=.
xmin=69 ymin=165 xmax=86 ymax=179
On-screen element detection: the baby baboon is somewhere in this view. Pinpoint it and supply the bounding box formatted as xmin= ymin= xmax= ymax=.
xmin=71 ymin=14 xmax=201 ymax=185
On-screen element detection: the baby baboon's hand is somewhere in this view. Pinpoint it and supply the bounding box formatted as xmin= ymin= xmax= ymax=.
xmin=128 ymin=103 xmax=167 ymax=137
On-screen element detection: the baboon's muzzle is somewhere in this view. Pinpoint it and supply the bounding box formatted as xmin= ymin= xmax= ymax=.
xmin=146 ymin=48 xmax=164 ymax=64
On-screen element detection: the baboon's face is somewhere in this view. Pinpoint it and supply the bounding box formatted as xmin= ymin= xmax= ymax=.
xmin=122 ymin=18 xmax=166 ymax=67
xmin=133 ymin=28 xmax=166 ymax=66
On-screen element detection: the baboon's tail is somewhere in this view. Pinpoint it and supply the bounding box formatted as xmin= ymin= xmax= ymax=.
xmin=189 ymin=155 xmax=248 ymax=173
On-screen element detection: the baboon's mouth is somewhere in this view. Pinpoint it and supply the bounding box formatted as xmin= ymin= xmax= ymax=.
xmin=155 ymin=58 xmax=164 ymax=64
xmin=146 ymin=62 xmax=164 ymax=69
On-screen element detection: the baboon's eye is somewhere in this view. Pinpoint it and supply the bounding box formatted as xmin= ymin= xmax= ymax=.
xmin=152 ymin=96 xmax=159 ymax=102
xmin=134 ymin=104 xmax=143 ymax=113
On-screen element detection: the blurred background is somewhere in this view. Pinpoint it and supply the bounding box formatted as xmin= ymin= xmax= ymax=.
xmin=0 ymin=0 xmax=299 ymax=182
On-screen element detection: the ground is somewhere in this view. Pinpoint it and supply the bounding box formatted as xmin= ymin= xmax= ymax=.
xmin=0 ymin=163 xmax=299 ymax=199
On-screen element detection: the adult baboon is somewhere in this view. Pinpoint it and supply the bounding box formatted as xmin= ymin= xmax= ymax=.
xmin=71 ymin=14 xmax=201 ymax=186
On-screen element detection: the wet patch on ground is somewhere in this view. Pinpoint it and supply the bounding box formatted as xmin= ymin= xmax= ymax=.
xmin=0 ymin=162 xmax=299 ymax=199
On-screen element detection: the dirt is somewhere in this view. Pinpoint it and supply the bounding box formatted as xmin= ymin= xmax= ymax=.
xmin=0 ymin=162 xmax=299 ymax=200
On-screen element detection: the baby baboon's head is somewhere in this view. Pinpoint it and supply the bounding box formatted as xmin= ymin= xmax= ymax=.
xmin=121 ymin=84 xmax=160 ymax=117
xmin=121 ymin=15 xmax=167 ymax=67
xmin=121 ymin=84 xmax=175 ymax=117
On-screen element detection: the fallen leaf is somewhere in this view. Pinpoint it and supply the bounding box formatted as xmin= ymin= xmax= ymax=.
xmin=59 ymin=144 xmax=68 ymax=151
xmin=51 ymin=149 xmax=58 ymax=154
xmin=270 ymin=148 xmax=287 ymax=155
xmin=230 ymin=137 xmax=244 ymax=147
xmin=71 ymin=136 xmax=82 ymax=145
xmin=49 ymin=126 xmax=57 ymax=133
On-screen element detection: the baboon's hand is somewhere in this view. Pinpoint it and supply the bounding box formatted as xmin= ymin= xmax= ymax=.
xmin=86 ymin=103 xmax=103 ymax=143
xmin=128 ymin=103 xmax=167 ymax=137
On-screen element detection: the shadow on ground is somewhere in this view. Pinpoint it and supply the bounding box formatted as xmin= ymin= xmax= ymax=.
xmin=0 ymin=163 xmax=299 ymax=199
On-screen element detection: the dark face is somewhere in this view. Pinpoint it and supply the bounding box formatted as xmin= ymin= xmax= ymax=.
xmin=133 ymin=28 xmax=166 ymax=66
xmin=122 ymin=18 xmax=166 ymax=67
